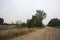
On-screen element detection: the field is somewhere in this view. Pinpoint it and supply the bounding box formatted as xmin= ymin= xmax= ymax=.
xmin=0 ymin=25 xmax=16 ymax=31
xmin=0 ymin=25 xmax=38 ymax=40
xmin=0 ymin=25 xmax=60 ymax=40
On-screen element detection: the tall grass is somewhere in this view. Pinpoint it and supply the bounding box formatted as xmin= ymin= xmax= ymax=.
xmin=0 ymin=28 xmax=38 ymax=40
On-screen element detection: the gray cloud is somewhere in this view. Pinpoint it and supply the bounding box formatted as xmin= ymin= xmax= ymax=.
xmin=0 ymin=0 xmax=60 ymax=24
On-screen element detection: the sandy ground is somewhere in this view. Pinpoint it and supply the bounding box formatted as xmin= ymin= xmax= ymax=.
xmin=10 ymin=27 xmax=60 ymax=40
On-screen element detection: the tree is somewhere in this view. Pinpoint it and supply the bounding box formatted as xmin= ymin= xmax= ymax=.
xmin=34 ymin=10 xmax=47 ymax=27
xmin=27 ymin=10 xmax=47 ymax=28
xmin=27 ymin=19 xmax=33 ymax=28
xmin=0 ymin=18 xmax=4 ymax=24
xmin=20 ymin=23 xmax=27 ymax=27
xmin=48 ymin=18 xmax=60 ymax=26
xmin=35 ymin=10 xmax=46 ymax=21
xmin=15 ymin=20 xmax=22 ymax=28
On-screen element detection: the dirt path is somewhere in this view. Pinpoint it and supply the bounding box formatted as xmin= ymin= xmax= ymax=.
xmin=10 ymin=27 xmax=60 ymax=40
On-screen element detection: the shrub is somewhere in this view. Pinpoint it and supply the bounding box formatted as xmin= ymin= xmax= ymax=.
xmin=48 ymin=18 xmax=60 ymax=27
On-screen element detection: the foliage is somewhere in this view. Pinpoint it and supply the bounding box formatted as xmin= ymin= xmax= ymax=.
xmin=35 ymin=10 xmax=46 ymax=20
xmin=0 ymin=18 xmax=4 ymax=24
xmin=48 ymin=18 xmax=60 ymax=26
xmin=16 ymin=20 xmax=27 ymax=28
xmin=27 ymin=10 xmax=47 ymax=28
xmin=15 ymin=20 xmax=22 ymax=28
xmin=20 ymin=23 xmax=27 ymax=27
xmin=0 ymin=28 xmax=38 ymax=40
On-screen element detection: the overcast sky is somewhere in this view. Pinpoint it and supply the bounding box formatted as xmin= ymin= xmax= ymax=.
xmin=0 ymin=0 xmax=60 ymax=25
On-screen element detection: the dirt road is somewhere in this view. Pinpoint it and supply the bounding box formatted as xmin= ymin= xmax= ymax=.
xmin=10 ymin=27 xmax=60 ymax=40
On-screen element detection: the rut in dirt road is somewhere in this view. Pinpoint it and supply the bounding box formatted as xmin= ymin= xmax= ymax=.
xmin=10 ymin=27 xmax=60 ymax=40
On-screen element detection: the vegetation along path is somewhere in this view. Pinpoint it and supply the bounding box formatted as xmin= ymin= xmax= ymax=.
xmin=10 ymin=27 xmax=60 ymax=40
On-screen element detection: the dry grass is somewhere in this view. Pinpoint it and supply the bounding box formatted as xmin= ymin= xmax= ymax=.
xmin=10 ymin=27 xmax=60 ymax=40
xmin=0 ymin=28 xmax=38 ymax=40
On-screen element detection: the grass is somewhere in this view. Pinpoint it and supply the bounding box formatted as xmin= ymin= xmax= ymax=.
xmin=48 ymin=26 xmax=60 ymax=29
xmin=0 ymin=28 xmax=38 ymax=40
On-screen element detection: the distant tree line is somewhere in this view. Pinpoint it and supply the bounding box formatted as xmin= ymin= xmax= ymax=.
xmin=15 ymin=10 xmax=47 ymax=28
xmin=0 ymin=9 xmax=60 ymax=28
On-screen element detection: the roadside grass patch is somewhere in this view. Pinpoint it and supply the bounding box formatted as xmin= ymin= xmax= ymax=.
xmin=0 ymin=28 xmax=38 ymax=40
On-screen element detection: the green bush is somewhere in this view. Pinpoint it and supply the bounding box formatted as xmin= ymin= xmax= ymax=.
xmin=48 ymin=18 xmax=60 ymax=27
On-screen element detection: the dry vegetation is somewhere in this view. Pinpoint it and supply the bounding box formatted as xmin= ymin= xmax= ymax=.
xmin=10 ymin=27 xmax=60 ymax=40
xmin=0 ymin=28 xmax=38 ymax=40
